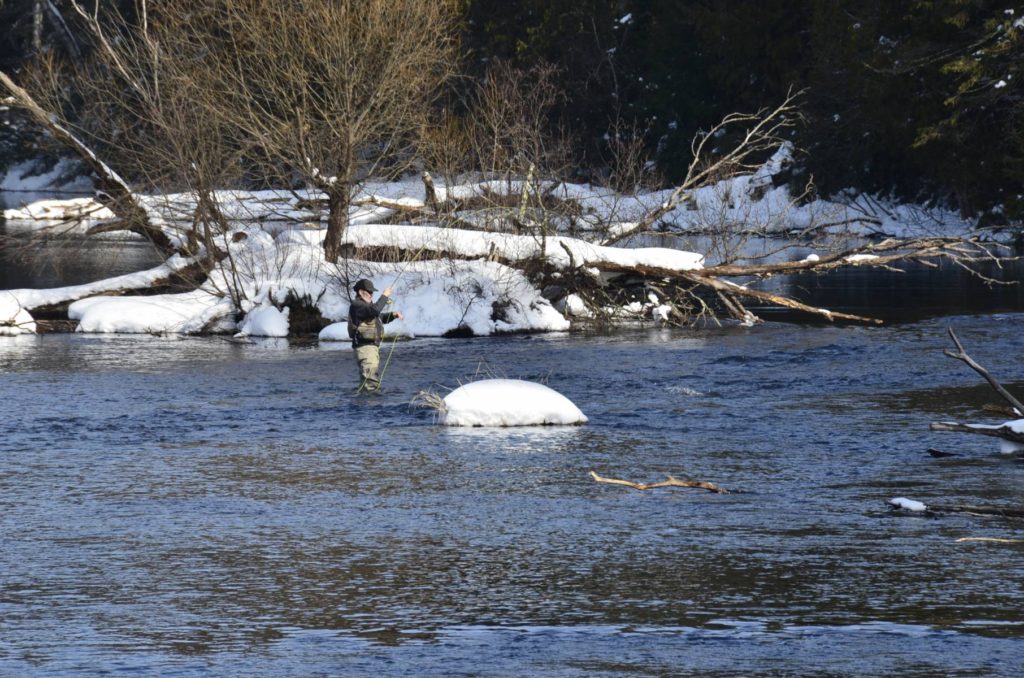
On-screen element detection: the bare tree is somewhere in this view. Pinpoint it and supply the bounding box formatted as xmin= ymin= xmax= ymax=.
xmin=197 ymin=0 xmax=459 ymax=262
xmin=602 ymin=90 xmax=804 ymax=247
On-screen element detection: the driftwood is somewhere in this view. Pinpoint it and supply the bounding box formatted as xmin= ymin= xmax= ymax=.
xmin=928 ymin=504 xmax=1024 ymax=519
xmin=589 ymin=470 xmax=729 ymax=494
xmin=929 ymin=328 xmax=1024 ymax=446
xmin=890 ymin=498 xmax=1024 ymax=519
xmin=956 ymin=537 xmax=1024 ymax=543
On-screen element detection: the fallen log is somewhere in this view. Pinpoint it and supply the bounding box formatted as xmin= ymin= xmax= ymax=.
xmin=0 ymin=70 xmax=173 ymax=254
xmin=929 ymin=421 xmax=1024 ymax=444
xmin=930 ymin=504 xmax=1024 ymax=519
xmin=589 ymin=470 xmax=730 ymax=494
xmin=889 ymin=497 xmax=1024 ymax=519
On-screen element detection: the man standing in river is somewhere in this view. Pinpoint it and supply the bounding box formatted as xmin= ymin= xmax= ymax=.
xmin=347 ymin=278 xmax=403 ymax=393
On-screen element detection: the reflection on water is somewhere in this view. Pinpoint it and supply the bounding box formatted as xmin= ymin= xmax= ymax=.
xmin=773 ymin=258 xmax=1024 ymax=321
xmin=0 ymin=218 xmax=164 ymax=290
xmin=2 ymin=317 xmax=1024 ymax=676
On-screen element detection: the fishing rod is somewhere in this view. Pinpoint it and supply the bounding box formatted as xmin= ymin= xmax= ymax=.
xmin=374 ymin=223 xmax=452 ymax=389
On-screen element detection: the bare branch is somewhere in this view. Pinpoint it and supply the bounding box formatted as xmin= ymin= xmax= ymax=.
xmin=603 ymin=90 xmax=802 ymax=246
xmin=944 ymin=328 xmax=1024 ymax=416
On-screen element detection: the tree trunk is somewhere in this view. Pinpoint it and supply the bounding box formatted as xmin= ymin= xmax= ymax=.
xmin=0 ymin=70 xmax=175 ymax=255
xmin=323 ymin=184 xmax=351 ymax=263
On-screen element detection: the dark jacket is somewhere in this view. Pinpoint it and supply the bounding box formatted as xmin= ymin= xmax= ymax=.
xmin=348 ymin=294 xmax=398 ymax=348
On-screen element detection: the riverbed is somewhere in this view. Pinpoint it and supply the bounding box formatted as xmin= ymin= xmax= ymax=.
xmin=2 ymin=313 xmax=1023 ymax=676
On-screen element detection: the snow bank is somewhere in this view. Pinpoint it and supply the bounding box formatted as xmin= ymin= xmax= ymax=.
xmin=236 ymin=305 xmax=290 ymax=338
xmin=6 ymin=255 xmax=200 ymax=310
xmin=69 ymin=290 xmax=233 ymax=334
xmin=1 ymin=159 xmax=94 ymax=193
xmin=441 ymin=379 xmax=588 ymax=427
xmin=0 ymin=292 xmax=36 ymax=335
xmin=318 ymin=323 xmax=353 ymax=344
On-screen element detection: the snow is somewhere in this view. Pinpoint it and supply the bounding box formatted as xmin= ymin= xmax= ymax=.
xmin=318 ymin=323 xmax=353 ymax=344
xmin=942 ymin=419 xmax=1024 ymax=454
xmin=235 ymin=305 xmax=290 ymax=338
xmin=0 ymin=159 xmax=94 ymax=194
xmin=5 ymin=255 xmax=200 ymax=310
xmin=440 ymin=379 xmax=588 ymax=427
xmin=0 ymin=147 xmax=1003 ymax=340
xmin=1000 ymin=419 xmax=1024 ymax=454
xmin=70 ymin=290 xmax=234 ymax=334
xmin=888 ymin=497 xmax=928 ymax=512
xmin=0 ymin=291 xmax=36 ymax=335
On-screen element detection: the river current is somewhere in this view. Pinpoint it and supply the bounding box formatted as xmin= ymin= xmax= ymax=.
xmin=3 ymin=194 xmax=1024 ymax=675
xmin=2 ymin=315 xmax=1024 ymax=676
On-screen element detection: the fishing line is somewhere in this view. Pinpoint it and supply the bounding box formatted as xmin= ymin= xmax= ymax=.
xmin=368 ymin=218 xmax=456 ymax=390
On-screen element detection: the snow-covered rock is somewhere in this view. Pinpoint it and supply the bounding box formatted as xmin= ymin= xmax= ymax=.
xmin=888 ymin=497 xmax=928 ymax=512
xmin=441 ymin=378 xmax=588 ymax=427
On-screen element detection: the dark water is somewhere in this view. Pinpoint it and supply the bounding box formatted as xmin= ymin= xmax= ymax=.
xmin=2 ymin=316 xmax=1024 ymax=677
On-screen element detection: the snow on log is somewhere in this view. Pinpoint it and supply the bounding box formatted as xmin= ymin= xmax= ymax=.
xmin=440 ymin=378 xmax=588 ymax=427
xmin=327 ymin=224 xmax=705 ymax=274
xmin=6 ymin=255 xmax=204 ymax=311
xmin=888 ymin=497 xmax=929 ymax=512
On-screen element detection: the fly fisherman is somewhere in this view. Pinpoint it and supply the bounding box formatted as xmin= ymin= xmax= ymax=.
xmin=347 ymin=279 xmax=403 ymax=393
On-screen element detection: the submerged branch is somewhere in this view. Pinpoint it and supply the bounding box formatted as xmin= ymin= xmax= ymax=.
xmin=589 ymin=471 xmax=730 ymax=494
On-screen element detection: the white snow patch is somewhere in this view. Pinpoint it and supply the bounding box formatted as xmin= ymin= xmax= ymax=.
xmin=319 ymin=322 xmax=353 ymax=344
xmin=70 ymin=290 xmax=232 ymax=334
xmin=441 ymin=379 xmax=588 ymax=427
xmin=236 ymin=305 xmax=289 ymax=338
xmin=0 ymin=291 xmax=36 ymax=335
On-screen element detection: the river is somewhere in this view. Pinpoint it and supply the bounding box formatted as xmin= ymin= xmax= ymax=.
xmin=2 ymin=208 xmax=1024 ymax=676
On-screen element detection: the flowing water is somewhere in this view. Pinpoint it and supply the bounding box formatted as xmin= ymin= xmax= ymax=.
xmin=2 ymin=317 xmax=1024 ymax=677
xmin=3 ymin=204 xmax=1024 ymax=675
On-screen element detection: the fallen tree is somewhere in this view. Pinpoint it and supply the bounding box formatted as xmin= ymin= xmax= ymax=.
xmin=929 ymin=328 xmax=1024 ymax=451
xmin=1 ymin=4 xmax=1014 ymax=334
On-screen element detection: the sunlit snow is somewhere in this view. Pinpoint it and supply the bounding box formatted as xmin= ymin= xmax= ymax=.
xmin=0 ymin=291 xmax=36 ymax=335
xmin=440 ymin=379 xmax=588 ymax=427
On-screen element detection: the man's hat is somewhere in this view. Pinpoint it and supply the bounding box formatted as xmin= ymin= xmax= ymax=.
xmin=354 ymin=278 xmax=376 ymax=293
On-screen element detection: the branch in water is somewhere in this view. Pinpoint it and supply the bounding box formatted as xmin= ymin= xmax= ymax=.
xmin=589 ymin=471 xmax=730 ymax=494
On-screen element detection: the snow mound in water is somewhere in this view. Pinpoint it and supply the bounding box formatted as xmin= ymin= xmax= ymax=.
xmin=441 ymin=378 xmax=588 ymax=427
